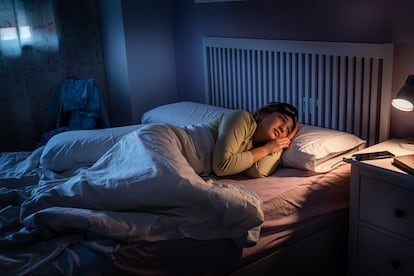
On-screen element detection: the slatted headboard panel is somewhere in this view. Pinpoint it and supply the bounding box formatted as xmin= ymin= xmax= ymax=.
xmin=202 ymin=37 xmax=393 ymax=145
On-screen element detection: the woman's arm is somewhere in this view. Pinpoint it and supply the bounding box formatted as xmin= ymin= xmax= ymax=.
xmin=212 ymin=110 xmax=297 ymax=177
xmin=245 ymin=120 xmax=299 ymax=178
xmin=250 ymin=138 xmax=291 ymax=162
xmin=212 ymin=110 xmax=257 ymax=176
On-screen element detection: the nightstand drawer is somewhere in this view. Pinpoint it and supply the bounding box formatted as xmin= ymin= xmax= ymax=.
xmin=358 ymin=226 xmax=414 ymax=276
xmin=359 ymin=175 xmax=414 ymax=240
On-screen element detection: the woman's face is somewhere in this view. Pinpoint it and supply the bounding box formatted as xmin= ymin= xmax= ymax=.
xmin=257 ymin=112 xmax=294 ymax=141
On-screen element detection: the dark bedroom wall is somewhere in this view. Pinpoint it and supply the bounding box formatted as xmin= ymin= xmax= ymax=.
xmin=99 ymin=0 xmax=178 ymax=126
xmin=2 ymin=0 xmax=413 ymax=152
xmin=172 ymin=0 xmax=414 ymax=139
xmin=0 ymin=0 xmax=108 ymax=152
xmin=99 ymin=0 xmax=131 ymax=127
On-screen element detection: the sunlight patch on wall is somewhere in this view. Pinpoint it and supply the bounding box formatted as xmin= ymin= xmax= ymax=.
xmin=0 ymin=0 xmax=59 ymax=58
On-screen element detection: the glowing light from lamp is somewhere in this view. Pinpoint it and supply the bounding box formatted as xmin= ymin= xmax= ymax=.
xmin=392 ymin=99 xmax=413 ymax=111
xmin=392 ymin=75 xmax=414 ymax=112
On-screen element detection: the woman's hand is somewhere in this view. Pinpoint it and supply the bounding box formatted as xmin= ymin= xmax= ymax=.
xmin=249 ymin=137 xmax=286 ymax=163
xmin=265 ymin=137 xmax=291 ymax=154
xmin=250 ymin=137 xmax=291 ymax=163
xmin=250 ymin=120 xmax=298 ymax=163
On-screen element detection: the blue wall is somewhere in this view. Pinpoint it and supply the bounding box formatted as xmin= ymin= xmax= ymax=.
xmin=122 ymin=0 xmax=177 ymax=124
xmin=99 ymin=0 xmax=131 ymax=127
xmin=100 ymin=0 xmax=177 ymax=126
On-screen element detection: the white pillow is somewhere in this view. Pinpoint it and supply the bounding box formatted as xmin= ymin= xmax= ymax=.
xmin=40 ymin=124 xmax=143 ymax=172
xmin=282 ymin=124 xmax=366 ymax=172
xmin=41 ymin=101 xmax=230 ymax=172
xmin=141 ymin=101 xmax=231 ymax=125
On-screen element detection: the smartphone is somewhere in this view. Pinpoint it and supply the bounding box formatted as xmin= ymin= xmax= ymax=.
xmin=352 ymin=151 xmax=395 ymax=161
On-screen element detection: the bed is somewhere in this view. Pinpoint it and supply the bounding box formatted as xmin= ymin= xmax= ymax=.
xmin=0 ymin=37 xmax=394 ymax=275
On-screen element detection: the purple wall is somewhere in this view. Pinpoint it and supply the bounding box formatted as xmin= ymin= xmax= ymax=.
xmin=121 ymin=0 xmax=177 ymax=124
xmin=172 ymin=0 xmax=414 ymax=138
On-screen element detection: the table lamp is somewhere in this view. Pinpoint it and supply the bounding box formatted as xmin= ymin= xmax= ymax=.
xmin=392 ymin=75 xmax=414 ymax=111
xmin=392 ymin=75 xmax=414 ymax=150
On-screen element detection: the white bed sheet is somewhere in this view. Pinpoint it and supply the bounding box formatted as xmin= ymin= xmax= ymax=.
xmin=0 ymin=123 xmax=263 ymax=275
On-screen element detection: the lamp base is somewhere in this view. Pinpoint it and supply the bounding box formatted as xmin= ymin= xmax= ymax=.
xmin=400 ymin=137 xmax=414 ymax=151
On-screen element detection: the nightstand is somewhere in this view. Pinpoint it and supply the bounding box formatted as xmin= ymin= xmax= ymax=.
xmin=348 ymin=139 xmax=414 ymax=276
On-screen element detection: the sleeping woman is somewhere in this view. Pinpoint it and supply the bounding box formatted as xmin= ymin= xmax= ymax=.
xmin=115 ymin=101 xmax=299 ymax=181
xmin=139 ymin=101 xmax=299 ymax=179
xmin=209 ymin=102 xmax=299 ymax=178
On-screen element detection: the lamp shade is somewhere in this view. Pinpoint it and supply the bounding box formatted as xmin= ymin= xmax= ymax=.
xmin=392 ymin=75 xmax=414 ymax=111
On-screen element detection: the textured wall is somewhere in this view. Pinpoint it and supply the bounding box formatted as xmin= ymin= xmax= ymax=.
xmin=0 ymin=0 xmax=108 ymax=152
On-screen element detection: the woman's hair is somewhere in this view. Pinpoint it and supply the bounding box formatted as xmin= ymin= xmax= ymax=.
xmin=253 ymin=102 xmax=298 ymax=128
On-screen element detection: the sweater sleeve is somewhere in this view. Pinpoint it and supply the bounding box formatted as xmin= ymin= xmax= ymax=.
xmin=243 ymin=150 xmax=283 ymax=178
xmin=212 ymin=110 xmax=256 ymax=176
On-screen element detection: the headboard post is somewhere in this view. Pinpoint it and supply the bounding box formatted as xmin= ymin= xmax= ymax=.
xmin=378 ymin=44 xmax=394 ymax=142
xmin=202 ymin=36 xmax=394 ymax=146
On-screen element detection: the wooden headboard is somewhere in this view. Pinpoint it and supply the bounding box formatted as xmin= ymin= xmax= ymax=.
xmin=202 ymin=37 xmax=394 ymax=146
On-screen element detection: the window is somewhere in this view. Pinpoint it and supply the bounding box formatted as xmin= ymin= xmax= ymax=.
xmin=0 ymin=0 xmax=58 ymax=58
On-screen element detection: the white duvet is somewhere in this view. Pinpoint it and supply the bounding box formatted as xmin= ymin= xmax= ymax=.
xmin=0 ymin=123 xmax=263 ymax=275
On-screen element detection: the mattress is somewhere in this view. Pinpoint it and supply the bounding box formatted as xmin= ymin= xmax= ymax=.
xmin=105 ymin=164 xmax=351 ymax=275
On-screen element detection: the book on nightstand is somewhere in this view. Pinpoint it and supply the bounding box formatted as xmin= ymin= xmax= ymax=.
xmin=393 ymin=154 xmax=414 ymax=174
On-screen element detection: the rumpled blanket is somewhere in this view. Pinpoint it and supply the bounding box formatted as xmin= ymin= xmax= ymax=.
xmin=0 ymin=124 xmax=263 ymax=275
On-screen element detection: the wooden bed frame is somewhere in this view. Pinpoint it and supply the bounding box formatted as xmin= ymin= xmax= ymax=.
xmin=232 ymin=215 xmax=349 ymax=276
xmin=203 ymin=36 xmax=394 ymax=146
xmin=202 ymin=36 xmax=394 ymax=274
